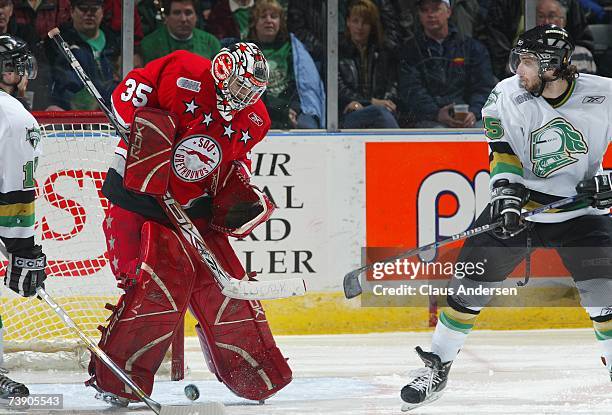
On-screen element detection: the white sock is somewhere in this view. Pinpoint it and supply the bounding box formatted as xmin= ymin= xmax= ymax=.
xmin=431 ymin=311 xmax=474 ymax=363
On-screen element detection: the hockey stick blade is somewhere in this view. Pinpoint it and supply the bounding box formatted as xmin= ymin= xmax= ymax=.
xmin=343 ymin=269 xmax=364 ymax=299
xmin=159 ymin=402 xmax=226 ymax=415
xmin=48 ymin=27 xmax=307 ymax=301
xmin=343 ymin=194 xmax=588 ymax=299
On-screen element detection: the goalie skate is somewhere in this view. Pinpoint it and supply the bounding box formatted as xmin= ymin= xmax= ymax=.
xmin=400 ymin=347 xmax=452 ymax=412
xmin=86 ymin=378 xmax=137 ymax=408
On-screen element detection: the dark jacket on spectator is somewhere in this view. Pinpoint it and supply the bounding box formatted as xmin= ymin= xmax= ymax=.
xmin=11 ymin=0 xmax=71 ymax=41
xmin=6 ymin=16 xmax=38 ymax=47
xmin=206 ymin=0 xmax=240 ymax=41
xmin=46 ymin=22 xmax=119 ymax=110
xmin=337 ymin=37 xmax=398 ymax=113
xmin=398 ymin=27 xmax=496 ymax=123
xmin=287 ymin=0 xmax=325 ymax=62
xmin=476 ymin=0 xmax=593 ymax=80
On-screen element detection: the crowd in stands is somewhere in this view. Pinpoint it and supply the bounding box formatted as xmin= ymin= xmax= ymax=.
xmin=1 ymin=0 xmax=611 ymax=128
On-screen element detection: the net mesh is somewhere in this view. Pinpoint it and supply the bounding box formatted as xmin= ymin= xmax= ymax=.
xmin=0 ymin=112 xmax=121 ymax=365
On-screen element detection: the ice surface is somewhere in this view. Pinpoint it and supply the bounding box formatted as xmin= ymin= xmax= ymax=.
xmin=2 ymin=329 xmax=610 ymax=414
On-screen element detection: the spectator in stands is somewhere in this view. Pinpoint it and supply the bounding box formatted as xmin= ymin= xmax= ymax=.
xmin=578 ymin=0 xmax=609 ymax=23
xmin=11 ymin=0 xmax=71 ymax=41
xmin=398 ymin=0 xmax=495 ymax=128
xmin=0 ymin=0 xmax=36 ymax=47
xmin=339 ymin=0 xmax=399 ymax=129
xmin=477 ymin=0 xmax=593 ymax=80
xmin=449 ymin=0 xmax=481 ymax=37
xmin=248 ymin=0 xmax=323 ymax=129
xmin=537 ymin=0 xmax=597 ymax=73
xmin=103 ymin=0 xmax=144 ymax=46
xmin=287 ymin=0 xmax=325 ymax=64
xmin=46 ymin=0 xmax=119 ymax=110
xmin=138 ymin=0 xmax=164 ymax=36
xmin=206 ymin=0 xmax=252 ymax=41
xmin=139 ymin=0 xmax=220 ymax=64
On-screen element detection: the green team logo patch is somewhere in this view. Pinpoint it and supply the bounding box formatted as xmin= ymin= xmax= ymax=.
xmin=530 ymin=117 xmax=587 ymax=177
xmin=483 ymin=89 xmax=501 ymax=109
xmin=26 ymin=126 xmax=41 ymax=149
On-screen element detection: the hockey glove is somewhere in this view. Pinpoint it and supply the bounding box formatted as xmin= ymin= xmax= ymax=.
xmin=5 ymin=245 xmax=47 ymax=297
xmin=211 ymin=162 xmax=275 ymax=238
xmin=490 ymin=179 xmax=530 ymax=239
xmin=575 ymin=174 xmax=612 ymax=209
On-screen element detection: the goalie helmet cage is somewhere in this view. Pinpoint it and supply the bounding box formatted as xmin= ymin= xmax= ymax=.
xmin=0 ymin=111 xmax=183 ymax=380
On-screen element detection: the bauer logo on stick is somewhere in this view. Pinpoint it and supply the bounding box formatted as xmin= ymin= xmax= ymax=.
xmin=172 ymin=135 xmax=222 ymax=182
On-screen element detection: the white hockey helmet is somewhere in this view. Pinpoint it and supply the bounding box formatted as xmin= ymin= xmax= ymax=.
xmin=211 ymin=42 xmax=269 ymax=117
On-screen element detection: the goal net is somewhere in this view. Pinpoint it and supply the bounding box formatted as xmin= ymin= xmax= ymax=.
xmin=0 ymin=111 xmax=182 ymax=376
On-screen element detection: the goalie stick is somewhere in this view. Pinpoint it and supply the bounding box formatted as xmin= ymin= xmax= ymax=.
xmin=343 ymin=194 xmax=589 ymax=299
xmin=48 ymin=27 xmax=306 ymax=301
xmin=0 ymin=244 xmax=224 ymax=415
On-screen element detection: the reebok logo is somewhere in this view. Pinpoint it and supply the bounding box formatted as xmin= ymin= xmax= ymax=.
xmin=582 ymin=96 xmax=605 ymax=104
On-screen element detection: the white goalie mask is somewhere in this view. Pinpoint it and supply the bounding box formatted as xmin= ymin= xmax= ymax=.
xmin=211 ymin=42 xmax=269 ymax=120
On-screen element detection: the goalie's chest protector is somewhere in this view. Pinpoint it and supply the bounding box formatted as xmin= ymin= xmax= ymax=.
xmin=502 ymin=75 xmax=612 ymax=199
xmin=166 ymin=98 xmax=267 ymax=206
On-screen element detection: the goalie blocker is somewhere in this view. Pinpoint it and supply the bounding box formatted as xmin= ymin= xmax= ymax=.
xmin=88 ymin=108 xmax=291 ymax=401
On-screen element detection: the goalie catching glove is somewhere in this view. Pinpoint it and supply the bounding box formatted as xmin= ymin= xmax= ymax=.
xmin=5 ymin=245 xmax=47 ymax=297
xmin=576 ymin=174 xmax=612 ymax=209
xmin=210 ymin=162 xmax=275 ymax=238
xmin=490 ymin=179 xmax=530 ymax=239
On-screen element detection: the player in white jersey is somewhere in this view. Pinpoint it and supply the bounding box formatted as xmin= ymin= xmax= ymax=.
xmin=0 ymin=34 xmax=46 ymax=404
xmin=401 ymin=24 xmax=612 ymax=411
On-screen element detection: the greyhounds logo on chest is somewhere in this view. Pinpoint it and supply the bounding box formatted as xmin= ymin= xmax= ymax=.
xmin=172 ymin=135 xmax=222 ymax=182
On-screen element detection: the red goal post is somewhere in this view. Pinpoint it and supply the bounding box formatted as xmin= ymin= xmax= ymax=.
xmin=0 ymin=111 xmax=183 ymax=379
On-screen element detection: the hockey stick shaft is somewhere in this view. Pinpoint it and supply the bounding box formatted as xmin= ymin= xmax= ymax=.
xmin=48 ymin=28 xmax=306 ymax=300
xmin=343 ymin=194 xmax=588 ymax=299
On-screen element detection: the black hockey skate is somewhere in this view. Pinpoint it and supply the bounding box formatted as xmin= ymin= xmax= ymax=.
xmin=400 ymin=346 xmax=452 ymax=411
xmin=0 ymin=368 xmax=29 ymax=407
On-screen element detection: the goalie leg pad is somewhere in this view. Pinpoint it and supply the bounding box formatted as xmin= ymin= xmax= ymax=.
xmin=91 ymin=220 xmax=197 ymax=400
xmin=188 ymin=229 xmax=292 ymax=401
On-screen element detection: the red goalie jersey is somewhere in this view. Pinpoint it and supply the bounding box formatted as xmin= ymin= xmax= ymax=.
xmin=104 ymin=49 xmax=271 ymax=218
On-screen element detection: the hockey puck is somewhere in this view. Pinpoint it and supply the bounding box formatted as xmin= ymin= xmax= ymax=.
xmin=184 ymin=384 xmax=200 ymax=401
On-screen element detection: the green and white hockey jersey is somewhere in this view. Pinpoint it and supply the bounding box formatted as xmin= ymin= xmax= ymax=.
xmin=0 ymin=90 xmax=42 ymax=247
xmin=482 ymin=73 xmax=612 ymax=223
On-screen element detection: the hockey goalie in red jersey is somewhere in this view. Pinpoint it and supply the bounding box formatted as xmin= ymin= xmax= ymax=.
xmin=87 ymin=42 xmax=292 ymax=406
